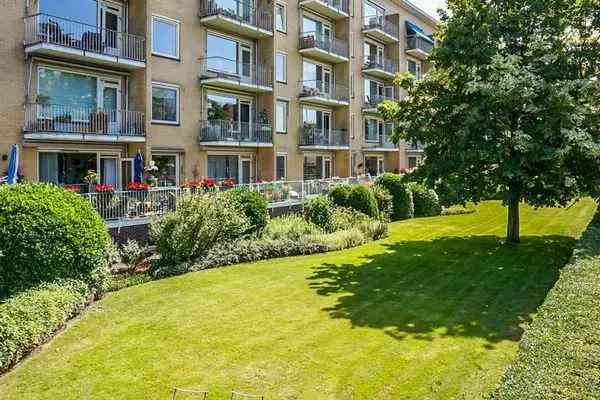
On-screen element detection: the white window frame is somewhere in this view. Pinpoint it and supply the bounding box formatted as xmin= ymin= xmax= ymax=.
xmin=276 ymin=52 xmax=287 ymax=83
xmin=364 ymin=117 xmax=383 ymax=143
xmin=151 ymin=82 xmax=180 ymax=125
xmin=276 ymin=153 xmax=287 ymax=181
xmin=275 ymin=2 xmax=287 ymax=33
xmin=151 ymin=15 xmax=180 ymax=60
xmin=276 ymin=100 xmax=288 ymax=133
xmin=152 ymin=152 xmax=180 ymax=187
xmin=407 ymin=58 xmax=422 ymax=80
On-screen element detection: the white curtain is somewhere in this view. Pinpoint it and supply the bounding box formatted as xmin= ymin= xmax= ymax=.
xmin=39 ymin=153 xmax=59 ymax=184
xmin=101 ymin=158 xmax=118 ymax=186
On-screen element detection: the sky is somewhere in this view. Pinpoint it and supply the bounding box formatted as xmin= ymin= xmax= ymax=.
xmin=408 ymin=0 xmax=447 ymax=20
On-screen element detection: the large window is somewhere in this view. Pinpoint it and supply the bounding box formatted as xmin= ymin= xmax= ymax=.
xmin=365 ymin=156 xmax=384 ymax=176
xmin=152 ymin=83 xmax=180 ymax=124
xmin=276 ymin=52 xmax=287 ymax=83
xmin=364 ymin=78 xmax=384 ymax=102
xmin=303 ymin=155 xmax=332 ymax=180
xmin=276 ymin=154 xmax=287 ymax=181
xmin=364 ymin=41 xmax=384 ymax=65
xmin=364 ymin=1 xmax=384 ymax=21
xmin=275 ymin=3 xmax=286 ymax=32
xmin=276 ymin=100 xmax=288 ymax=133
xmin=207 ymin=93 xmax=252 ymax=126
xmin=407 ymin=59 xmax=422 ymax=80
xmin=152 ymin=15 xmax=180 ymax=59
xmin=39 ymin=152 xmax=96 ymax=186
xmin=153 ymin=154 xmax=179 ymax=187
xmin=207 ymin=33 xmax=252 ymax=75
xmin=38 ymin=68 xmax=98 ymax=109
xmin=303 ymin=16 xmax=331 ymax=38
xmin=39 ymin=0 xmax=97 ymax=25
xmin=208 ymin=155 xmax=239 ymax=180
xmin=364 ymin=118 xmax=383 ymax=142
xmin=302 ymin=61 xmax=331 ymax=92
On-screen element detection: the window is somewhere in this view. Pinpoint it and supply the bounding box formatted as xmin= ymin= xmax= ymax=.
xmin=364 ymin=118 xmax=383 ymax=142
xmin=407 ymin=59 xmax=422 ymax=80
xmin=364 ymin=78 xmax=384 ymax=103
xmin=364 ymin=41 xmax=384 ymax=66
xmin=276 ymin=100 xmax=288 ymax=133
xmin=152 ymin=83 xmax=180 ymax=124
xmin=364 ymin=1 xmax=385 ymax=25
xmin=207 ymin=92 xmax=252 ymax=124
xmin=208 ymin=155 xmax=239 ymax=181
xmin=276 ymin=52 xmax=287 ymax=83
xmin=408 ymin=156 xmax=418 ymax=169
xmin=39 ymin=152 xmax=96 ymax=186
xmin=207 ymin=33 xmax=253 ymax=76
xmin=276 ymin=154 xmax=287 ymax=181
xmin=302 ymin=60 xmax=331 ymax=93
xmin=153 ymin=154 xmax=179 ymax=187
xmin=38 ymin=68 xmax=98 ymax=109
xmin=303 ymin=155 xmax=332 ymax=180
xmin=275 ymin=3 xmax=286 ymax=32
xmin=152 ymin=16 xmax=180 ymax=59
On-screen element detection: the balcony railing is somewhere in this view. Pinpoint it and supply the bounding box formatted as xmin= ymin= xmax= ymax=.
xmin=300 ymin=127 xmax=349 ymax=147
xmin=364 ymin=134 xmax=397 ymax=149
xmin=407 ymin=35 xmax=434 ymax=54
xmin=199 ymin=0 xmax=273 ymax=32
xmin=363 ymin=93 xmax=397 ymax=108
xmin=24 ymin=104 xmax=145 ymax=137
xmin=24 ymin=14 xmax=146 ymax=63
xmin=363 ymin=56 xmax=398 ymax=75
xmin=408 ymin=142 xmax=425 ymax=151
xmin=363 ymin=16 xmax=399 ymax=39
xmin=200 ymin=120 xmax=273 ymax=144
xmin=299 ymin=80 xmax=349 ymax=103
xmin=306 ymin=0 xmax=349 ymax=15
xmin=199 ymin=56 xmax=273 ymax=88
xmin=298 ymin=32 xmax=349 ymax=59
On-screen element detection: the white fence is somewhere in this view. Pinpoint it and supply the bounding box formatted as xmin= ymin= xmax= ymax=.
xmin=85 ymin=176 xmax=374 ymax=222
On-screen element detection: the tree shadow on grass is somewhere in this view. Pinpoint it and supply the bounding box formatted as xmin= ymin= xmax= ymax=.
xmin=308 ymin=235 xmax=576 ymax=346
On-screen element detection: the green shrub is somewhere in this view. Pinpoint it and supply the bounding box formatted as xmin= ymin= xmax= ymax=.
xmin=221 ymin=188 xmax=269 ymax=235
xmin=303 ymin=195 xmax=335 ymax=232
xmin=370 ymin=185 xmax=393 ymax=221
xmin=329 ymin=184 xmax=352 ymax=208
xmin=346 ymin=185 xmax=379 ymax=218
xmin=331 ymin=206 xmax=370 ymax=231
xmin=410 ymin=184 xmax=442 ymax=217
xmin=306 ymin=228 xmax=367 ymax=251
xmin=356 ymin=219 xmax=389 ymax=241
xmin=0 ymin=184 xmax=110 ymax=298
xmin=120 ymin=239 xmax=148 ymax=271
xmin=490 ymin=213 xmax=600 ymax=400
xmin=150 ymin=193 xmax=249 ymax=276
xmin=0 ymin=280 xmax=92 ymax=372
xmin=375 ymin=173 xmax=414 ymax=220
xmin=441 ymin=205 xmax=476 ymax=216
xmin=263 ymin=215 xmax=322 ymax=241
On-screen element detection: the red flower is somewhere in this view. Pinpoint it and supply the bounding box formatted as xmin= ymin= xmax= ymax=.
xmin=182 ymin=179 xmax=202 ymax=188
xmin=64 ymin=184 xmax=81 ymax=193
xmin=127 ymin=182 xmax=151 ymax=191
xmin=222 ymin=178 xmax=236 ymax=187
xmin=201 ymin=178 xmax=216 ymax=187
xmin=95 ymin=183 xmax=114 ymax=193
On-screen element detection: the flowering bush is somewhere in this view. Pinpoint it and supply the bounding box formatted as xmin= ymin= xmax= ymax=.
xmin=127 ymin=182 xmax=151 ymax=191
xmin=94 ymin=184 xmax=114 ymax=193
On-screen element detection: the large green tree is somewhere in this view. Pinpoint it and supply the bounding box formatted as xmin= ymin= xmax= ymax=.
xmin=381 ymin=0 xmax=600 ymax=243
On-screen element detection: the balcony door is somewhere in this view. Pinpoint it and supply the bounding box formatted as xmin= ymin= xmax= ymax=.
xmin=100 ymin=1 xmax=122 ymax=56
xmin=240 ymin=45 xmax=252 ymax=81
xmin=303 ymin=108 xmax=332 ymax=144
xmin=239 ymin=100 xmax=251 ymax=140
xmin=303 ymin=61 xmax=332 ymax=95
xmin=100 ymin=79 xmax=121 ymax=134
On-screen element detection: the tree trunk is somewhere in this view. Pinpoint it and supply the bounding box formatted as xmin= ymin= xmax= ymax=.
xmin=506 ymin=196 xmax=520 ymax=244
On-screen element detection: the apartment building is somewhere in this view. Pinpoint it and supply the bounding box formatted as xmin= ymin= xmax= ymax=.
xmin=0 ymin=0 xmax=436 ymax=189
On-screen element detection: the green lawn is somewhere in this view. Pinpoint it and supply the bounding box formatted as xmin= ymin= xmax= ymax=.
xmin=0 ymin=200 xmax=596 ymax=400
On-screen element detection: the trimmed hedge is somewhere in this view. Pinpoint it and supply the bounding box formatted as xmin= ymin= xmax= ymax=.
xmin=221 ymin=188 xmax=269 ymax=235
xmin=375 ymin=173 xmax=414 ymax=220
xmin=0 ymin=280 xmax=92 ymax=372
xmin=329 ymin=184 xmax=352 ymax=208
xmin=410 ymin=183 xmax=442 ymax=217
xmin=0 ymin=184 xmax=110 ymax=297
xmin=490 ymin=212 xmax=600 ymax=399
xmin=347 ymin=185 xmax=379 ymax=218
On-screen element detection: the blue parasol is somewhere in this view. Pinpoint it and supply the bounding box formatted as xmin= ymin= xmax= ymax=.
xmin=133 ymin=150 xmax=144 ymax=183
xmin=6 ymin=144 xmax=19 ymax=185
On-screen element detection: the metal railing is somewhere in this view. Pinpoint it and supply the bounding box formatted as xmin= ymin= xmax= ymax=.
xmin=363 ymin=93 xmax=398 ymax=108
xmin=199 ymin=57 xmax=273 ymax=88
xmin=200 ymin=120 xmax=273 ymax=143
xmin=298 ymin=31 xmax=349 ymax=58
xmin=408 ymin=141 xmax=425 ymax=151
xmin=362 ymin=56 xmax=398 ymax=75
xmin=24 ymin=14 xmax=146 ymax=63
xmin=364 ymin=134 xmax=397 ymax=150
xmin=305 ymin=0 xmax=349 ymax=15
xmin=406 ymin=35 xmax=434 ymax=54
xmin=363 ymin=15 xmax=399 ymax=39
xmin=300 ymin=127 xmax=349 ymax=147
xmin=199 ymin=0 xmax=273 ymax=32
xmin=24 ymin=104 xmax=145 ymax=137
xmin=85 ymin=176 xmax=374 ymax=221
xmin=299 ymin=80 xmax=349 ymax=103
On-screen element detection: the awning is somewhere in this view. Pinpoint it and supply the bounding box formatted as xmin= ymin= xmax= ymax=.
xmin=406 ymin=21 xmax=434 ymax=44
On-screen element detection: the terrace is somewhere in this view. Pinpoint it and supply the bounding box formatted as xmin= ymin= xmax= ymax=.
xmin=199 ymin=0 xmax=273 ymax=39
xmin=199 ymin=56 xmax=273 ymax=93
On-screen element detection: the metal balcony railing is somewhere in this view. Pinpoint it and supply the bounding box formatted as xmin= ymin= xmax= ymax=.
xmin=199 ymin=0 xmax=273 ymax=32
xmin=406 ymin=35 xmax=434 ymax=54
xmin=364 ymin=134 xmax=397 ymax=149
xmin=199 ymin=57 xmax=273 ymax=88
xmin=363 ymin=15 xmax=399 ymax=39
xmin=299 ymin=80 xmax=349 ymax=103
xmin=24 ymin=14 xmax=146 ymax=62
xmin=298 ymin=32 xmax=349 ymax=58
xmin=308 ymin=0 xmax=349 ymax=14
xmin=300 ymin=127 xmax=349 ymax=147
xmin=363 ymin=56 xmax=399 ymax=75
xmin=24 ymin=104 xmax=145 ymax=137
xmin=363 ymin=93 xmax=398 ymax=108
xmin=408 ymin=142 xmax=425 ymax=151
xmin=200 ymin=120 xmax=273 ymax=143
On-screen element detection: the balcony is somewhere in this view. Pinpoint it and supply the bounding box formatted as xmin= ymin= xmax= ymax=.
xmin=299 ymin=127 xmax=349 ymax=150
xmin=299 ymin=0 xmax=349 ymax=19
xmin=24 ymin=14 xmax=145 ymax=70
xmin=299 ymin=81 xmax=349 ymax=107
xmin=199 ymin=57 xmax=273 ymax=93
xmin=406 ymin=141 xmax=425 ymax=153
xmin=24 ymin=104 xmax=145 ymax=142
xmin=199 ymin=120 xmax=273 ymax=147
xmin=362 ymin=16 xmax=399 ymax=44
xmin=363 ymin=92 xmax=398 ymax=113
xmin=298 ymin=32 xmax=349 ymax=63
xmin=363 ymin=135 xmax=398 ymax=152
xmin=406 ymin=35 xmax=434 ymax=60
xmin=362 ymin=56 xmax=398 ymax=80
xmin=199 ymin=0 xmax=273 ymax=39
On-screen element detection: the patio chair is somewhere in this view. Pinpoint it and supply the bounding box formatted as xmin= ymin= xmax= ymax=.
xmin=172 ymin=387 xmax=209 ymax=399
xmin=230 ymin=391 xmax=264 ymax=400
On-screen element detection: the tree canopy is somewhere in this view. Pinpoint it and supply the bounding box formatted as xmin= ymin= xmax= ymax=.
xmin=380 ymin=0 xmax=600 ymax=242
